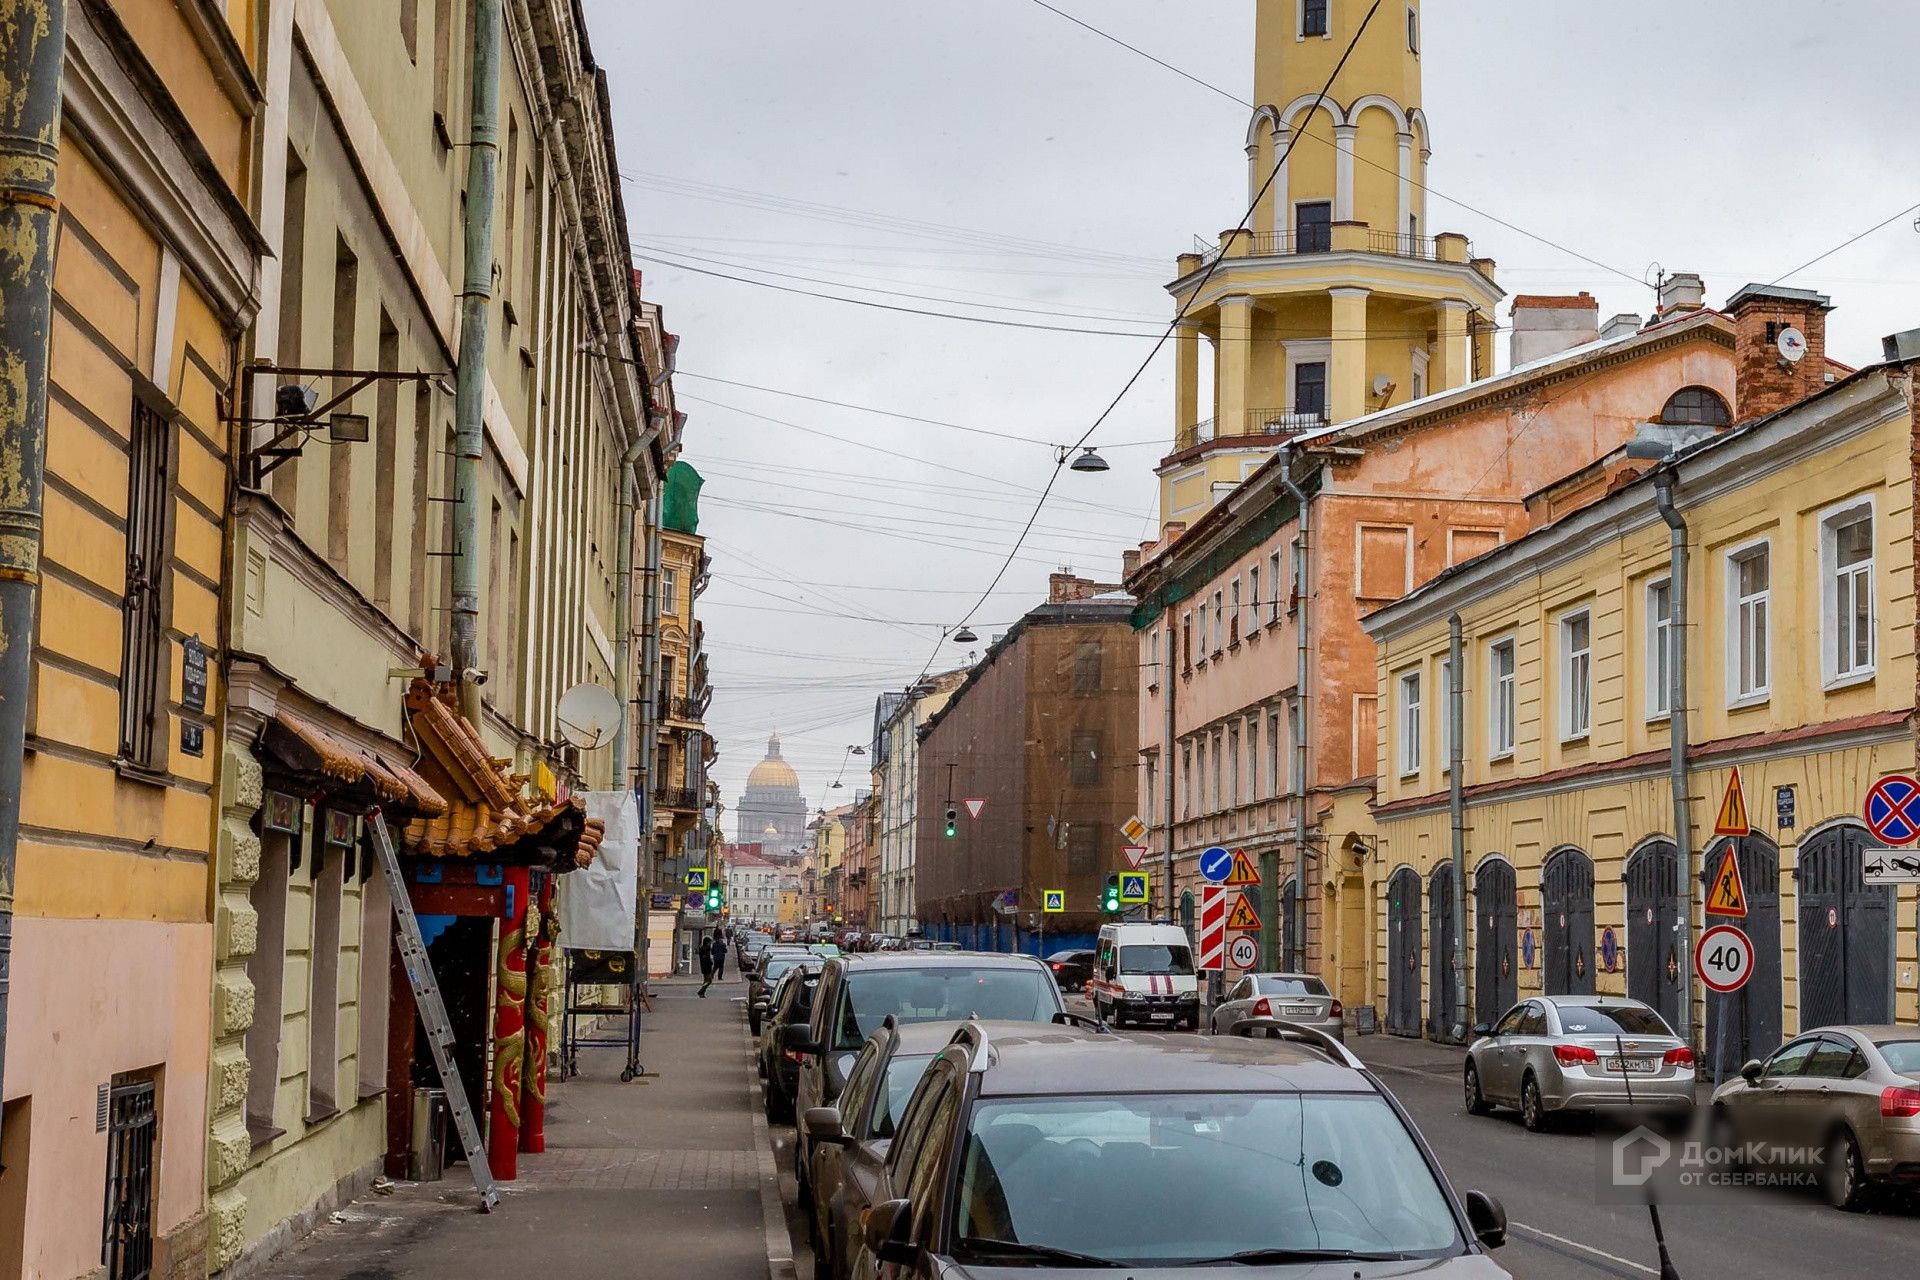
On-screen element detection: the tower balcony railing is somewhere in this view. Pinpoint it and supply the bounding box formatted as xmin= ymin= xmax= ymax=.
xmin=1175 ymin=407 xmax=1330 ymax=452
xmin=654 ymin=786 xmax=702 ymax=813
xmin=1191 ymin=224 xmax=1470 ymax=269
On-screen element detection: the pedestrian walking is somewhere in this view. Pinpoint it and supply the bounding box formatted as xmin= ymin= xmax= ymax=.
xmin=712 ymin=935 xmax=728 ymax=984
xmin=697 ymin=933 xmax=715 ymax=997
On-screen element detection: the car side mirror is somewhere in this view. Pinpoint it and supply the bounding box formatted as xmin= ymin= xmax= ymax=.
xmin=803 ymin=1107 xmax=849 ymax=1145
xmin=781 ymin=1024 xmax=821 ymax=1055
xmin=1740 ymin=1058 xmax=1764 ymax=1084
xmin=1471 ymin=1022 xmax=1492 ymax=1038
xmin=1464 ymin=1190 xmax=1507 ymax=1248
xmin=863 ymin=1197 xmax=917 ymax=1264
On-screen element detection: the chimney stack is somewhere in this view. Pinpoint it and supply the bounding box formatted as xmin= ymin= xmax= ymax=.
xmin=1601 ymin=312 xmax=1643 ymax=340
xmin=1122 ymin=548 xmax=1142 ymax=577
xmin=1654 ymin=272 xmax=1707 ymax=319
xmin=1725 ymin=283 xmax=1832 ymax=421
xmin=1509 ymin=293 xmax=1600 ymax=365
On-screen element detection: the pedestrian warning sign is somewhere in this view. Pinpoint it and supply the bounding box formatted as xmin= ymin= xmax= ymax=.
xmin=1225 ymin=894 xmax=1261 ymax=931
xmin=1714 ymin=767 xmax=1751 ymax=837
xmin=1119 ymin=872 xmax=1149 ymax=904
xmin=1706 ymin=845 xmax=1748 ymax=918
xmin=685 ymin=867 xmax=709 ymax=891
xmin=1043 ymin=889 xmax=1065 ymax=913
xmin=1224 ymin=849 xmax=1260 ymax=886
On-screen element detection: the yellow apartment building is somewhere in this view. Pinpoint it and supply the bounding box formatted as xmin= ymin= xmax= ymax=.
xmin=1366 ymin=357 xmax=1916 ymax=1077
xmin=0 ymin=2 xmax=263 ymax=1274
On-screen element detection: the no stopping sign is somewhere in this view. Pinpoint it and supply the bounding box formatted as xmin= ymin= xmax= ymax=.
xmin=1695 ymin=924 xmax=1754 ymax=994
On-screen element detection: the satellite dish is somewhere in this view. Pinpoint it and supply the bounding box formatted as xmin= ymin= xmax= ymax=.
xmin=555 ymin=682 xmax=623 ymax=749
xmin=1776 ymin=325 xmax=1807 ymax=363
xmin=1371 ymin=373 xmax=1395 ymax=398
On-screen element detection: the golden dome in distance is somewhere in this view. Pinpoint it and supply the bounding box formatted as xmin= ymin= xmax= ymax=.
xmin=746 ymin=732 xmax=800 ymax=790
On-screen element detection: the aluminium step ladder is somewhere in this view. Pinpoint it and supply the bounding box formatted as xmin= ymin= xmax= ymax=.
xmin=369 ymin=811 xmax=500 ymax=1212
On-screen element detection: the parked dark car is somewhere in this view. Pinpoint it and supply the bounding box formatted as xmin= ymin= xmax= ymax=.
xmin=748 ymin=950 xmax=816 ymax=1035
xmin=1042 ymin=948 xmax=1095 ymax=992
xmin=845 ymin=1022 xmax=1511 ymax=1278
xmin=760 ymin=968 xmax=822 ymax=1122
xmin=788 ymin=951 xmax=1066 ymax=1210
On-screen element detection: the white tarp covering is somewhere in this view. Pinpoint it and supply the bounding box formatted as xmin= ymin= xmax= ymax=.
xmin=557 ymin=790 xmax=639 ymax=952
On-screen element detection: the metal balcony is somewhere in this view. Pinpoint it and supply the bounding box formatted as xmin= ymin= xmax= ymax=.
xmin=654 ymin=786 xmax=702 ymax=812
xmin=1175 ymin=407 xmax=1329 ymax=452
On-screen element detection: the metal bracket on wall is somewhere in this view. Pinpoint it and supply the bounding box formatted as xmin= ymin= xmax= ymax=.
xmin=227 ymin=360 xmax=454 ymax=488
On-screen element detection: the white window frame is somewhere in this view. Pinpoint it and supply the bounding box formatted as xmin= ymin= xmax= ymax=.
xmin=1439 ymin=657 xmax=1457 ymax=772
xmin=1246 ymin=714 xmax=1261 ymax=801
xmin=1149 ymin=628 xmax=1160 ymax=685
xmin=660 ymin=566 xmax=678 ymax=612
xmin=1820 ymin=497 xmax=1875 ymax=687
xmin=1267 ymin=707 xmax=1283 ymax=797
xmin=1559 ymin=609 xmax=1592 ymax=741
xmin=1227 ymin=722 xmax=1241 ymax=807
xmin=1212 ymin=590 xmax=1225 ymax=653
xmin=1268 ymin=550 xmax=1283 ymax=621
xmin=1283 ymin=339 xmax=1334 ymax=418
xmin=1196 ymin=600 xmax=1209 ymax=663
xmin=1181 ymin=742 xmax=1193 ymax=818
xmin=1288 ymin=536 xmax=1304 ymax=614
xmin=1297 ymin=0 xmax=1333 ymax=41
xmin=1397 ymin=667 xmax=1422 ymax=777
xmin=1230 ymin=577 xmax=1243 ymax=645
xmin=1724 ymin=539 xmax=1771 ymax=706
xmin=1409 ymin=346 xmax=1429 ymax=401
xmin=1488 ymin=638 xmax=1515 ymax=760
xmin=1407 ymin=3 xmax=1420 ymax=53
xmin=1247 ymin=564 xmax=1261 ymax=634
xmin=1646 ymin=576 xmax=1672 ymax=720
xmin=1212 ymin=729 xmax=1225 ymax=810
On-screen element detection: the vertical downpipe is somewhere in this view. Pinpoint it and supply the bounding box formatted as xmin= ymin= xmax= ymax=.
xmin=1655 ymin=471 xmax=1695 ymax=1043
xmin=450 ymin=0 xmax=502 ymax=725
xmin=0 ymin=0 xmax=67 ymax=1155
xmin=1279 ymin=451 xmax=1312 ymax=972
xmin=1448 ymin=615 xmax=1468 ymax=1041
xmin=611 ymin=449 xmax=641 ymax=785
xmin=634 ymin=488 xmax=664 ymax=964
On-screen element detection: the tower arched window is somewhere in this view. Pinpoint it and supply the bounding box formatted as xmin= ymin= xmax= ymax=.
xmin=1659 ymin=386 xmax=1731 ymax=428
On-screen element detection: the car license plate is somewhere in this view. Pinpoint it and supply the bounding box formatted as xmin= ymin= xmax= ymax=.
xmin=1281 ymin=1004 xmax=1316 ymax=1016
xmin=1603 ymin=1056 xmax=1657 ymax=1074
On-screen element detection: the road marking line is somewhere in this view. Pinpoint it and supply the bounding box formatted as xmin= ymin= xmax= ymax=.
xmin=1510 ymin=1221 xmax=1659 ymax=1276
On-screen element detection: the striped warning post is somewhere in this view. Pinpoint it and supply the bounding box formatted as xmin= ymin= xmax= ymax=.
xmin=1197 ymin=884 xmax=1227 ymax=971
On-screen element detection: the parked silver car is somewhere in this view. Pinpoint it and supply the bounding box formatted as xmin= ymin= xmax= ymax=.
xmin=1708 ymin=1025 xmax=1920 ymax=1210
xmin=1210 ymin=972 xmax=1343 ymax=1041
xmin=1464 ymin=995 xmax=1694 ymax=1130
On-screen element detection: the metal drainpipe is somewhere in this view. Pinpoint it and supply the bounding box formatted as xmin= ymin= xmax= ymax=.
xmin=1279 ymin=451 xmax=1311 ymax=971
xmin=1448 ymin=615 xmax=1469 ymax=1042
xmin=0 ymin=0 xmax=66 ymax=1159
xmin=1655 ymin=470 xmax=1695 ymax=1043
xmin=611 ymin=444 xmax=642 ymax=785
xmin=634 ymin=488 xmax=665 ymax=954
xmin=449 ymin=0 xmax=502 ymax=725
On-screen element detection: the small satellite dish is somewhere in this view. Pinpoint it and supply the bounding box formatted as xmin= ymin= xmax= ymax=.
xmin=1776 ymin=325 xmax=1807 ymax=363
xmin=1371 ymin=373 xmax=1395 ymax=398
xmin=555 ymin=682 xmax=622 ymax=749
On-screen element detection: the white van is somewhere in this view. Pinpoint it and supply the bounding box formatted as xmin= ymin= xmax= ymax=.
xmin=1092 ymin=922 xmax=1199 ymax=1029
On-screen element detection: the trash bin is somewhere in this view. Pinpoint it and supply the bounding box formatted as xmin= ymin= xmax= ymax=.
xmin=410 ymin=1087 xmax=449 ymax=1181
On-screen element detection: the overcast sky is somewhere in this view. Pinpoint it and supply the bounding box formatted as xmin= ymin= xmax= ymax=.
xmin=584 ymin=0 xmax=1920 ymax=812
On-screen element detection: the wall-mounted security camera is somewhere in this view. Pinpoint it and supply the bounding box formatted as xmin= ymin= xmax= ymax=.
xmin=463 ymin=667 xmax=489 ymax=687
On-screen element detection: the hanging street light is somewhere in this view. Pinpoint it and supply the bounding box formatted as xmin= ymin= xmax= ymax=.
xmin=952 ymin=626 xmax=978 ymax=644
xmin=1068 ymin=446 xmax=1110 ymax=473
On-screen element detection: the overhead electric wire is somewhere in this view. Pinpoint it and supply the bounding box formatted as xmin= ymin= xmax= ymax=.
xmin=1764 ymin=198 xmax=1920 ymax=288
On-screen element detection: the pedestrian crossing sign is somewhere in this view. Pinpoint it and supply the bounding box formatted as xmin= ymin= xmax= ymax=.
xmin=685 ymin=867 xmax=709 ymax=891
xmin=1119 ymin=872 xmax=1149 ymax=904
xmin=1706 ymin=846 xmax=1748 ymax=918
xmin=1043 ymin=889 xmax=1065 ymax=913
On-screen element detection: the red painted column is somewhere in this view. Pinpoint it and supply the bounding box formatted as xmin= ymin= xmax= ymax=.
xmin=488 ymin=865 xmax=531 ymax=1181
xmin=520 ymin=877 xmax=557 ymax=1153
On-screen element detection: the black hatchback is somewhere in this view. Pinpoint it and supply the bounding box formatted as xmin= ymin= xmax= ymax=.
xmin=1042 ymin=949 xmax=1095 ymax=992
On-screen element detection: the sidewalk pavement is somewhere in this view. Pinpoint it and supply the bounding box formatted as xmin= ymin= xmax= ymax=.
xmin=269 ymin=972 xmax=791 ymax=1279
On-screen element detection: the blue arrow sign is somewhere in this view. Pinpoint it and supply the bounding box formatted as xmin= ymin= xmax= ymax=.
xmin=1198 ymin=846 xmax=1233 ymax=884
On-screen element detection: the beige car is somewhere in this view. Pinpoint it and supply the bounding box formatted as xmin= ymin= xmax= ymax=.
xmin=1708 ymin=1025 xmax=1920 ymax=1210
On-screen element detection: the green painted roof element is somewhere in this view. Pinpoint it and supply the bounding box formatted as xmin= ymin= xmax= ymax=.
xmin=663 ymin=460 xmax=704 ymax=534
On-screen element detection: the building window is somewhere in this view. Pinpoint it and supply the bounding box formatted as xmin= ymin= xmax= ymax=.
xmin=1070 ymin=731 xmax=1101 ymax=786
xmin=1068 ymin=823 xmax=1100 ymax=877
xmin=1229 ymin=578 xmax=1242 ymax=645
xmin=1227 ymin=722 xmax=1241 ymax=807
xmin=1488 ymin=638 xmax=1515 ymax=759
xmin=1195 ymin=737 xmax=1209 ymax=814
xmin=1181 ymin=742 xmax=1193 ymax=818
xmin=1823 ymin=501 xmax=1874 ymax=683
xmin=1144 ymin=758 xmax=1157 ymax=828
xmin=1295 ymin=201 xmax=1332 ymax=254
xmin=1647 ymin=577 xmax=1672 ymax=718
xmin=1268 ymin=707 xmax=1283 ymax=795
xmin=1246 ymin=564 xmax=1262 ymax=633
xmin=120 ymin=398 xmax=173 ymax=771
xmin=1561 ymin=610 xmax=1592 ymax=739
xmin=1439 ymin=657 xmax=1457 ymax=769
xmin=1728 ymin=543 xmax=1770 ymax=702
xmin=1406 ymin=3 xmax=1419 ymax=52
xmin=1659 ymin=386 xmax=1731 ymax=428
xmin=1148 ymin=629 xmax=1160 ymax=684
xmin=1293 ymin=361 xmax=1328 ymax=419
xmin=1196 ymin=601 xmax=1209 ymax=661
xmin=1182 ymin=612 xmax=1193 ymax=670
xmin=1211 ymin=590 xmax=1225 ymax=653
xmin=1397 ymin=669 xmax=1422 ymax=776
xmin=1302 ymin=0 xmax=1329 ymax=37
xmin=661 ymin=566 xmax=678 ymax=613
xmin=1245 ymin=714 xmax=1260 ymax=800
xmin=1268 ymin=550 xmax=1283 ymax=620
xmin=1072 ymin=641 xmax=1103 ymax=693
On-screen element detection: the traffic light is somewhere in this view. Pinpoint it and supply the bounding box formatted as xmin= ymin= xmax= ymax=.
xmin=1101 ymin=874 xmax=1121 ymax=914
xmin=944 ymin=806 xmax=958 ymax=838
xmin=704 ymin=884 xmax=722 ymax=912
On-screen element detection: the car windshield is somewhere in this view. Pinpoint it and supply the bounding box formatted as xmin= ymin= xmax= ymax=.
xmin=1877 ymin=1040 xmax=1920 ymax=1075
xmin=951 ymin=1094 xmax=1461 ymax=1265
xmin=1119 ymin=945 xmax=1194 ymax=976
xmin=1256 ymin=976 xmax=1330 ymax=996
xmin=1556 ymin=1005 xmax=1672 ymax=1037
xmin=873 ymin=1053 xmax=935 ymax=1138
xmin=835 ymin=968 xmax=1061 ymax=1048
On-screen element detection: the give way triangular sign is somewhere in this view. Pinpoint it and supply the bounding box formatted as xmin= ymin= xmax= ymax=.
xmin=963 ymin=797 xmax=986 ymax=820
xmin=1122 ymin=845 xmax=1148 ymax=869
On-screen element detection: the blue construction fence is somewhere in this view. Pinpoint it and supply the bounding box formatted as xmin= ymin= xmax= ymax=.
xmin=920 ymin=920 xmax=1098 ymax=957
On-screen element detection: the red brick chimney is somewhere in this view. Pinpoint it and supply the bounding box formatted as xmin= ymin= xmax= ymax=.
xmin=1725 ymin=283 xmax=1833 ymax=421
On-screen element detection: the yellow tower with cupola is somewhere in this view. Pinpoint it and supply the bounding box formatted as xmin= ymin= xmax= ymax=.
xmin=1159 ymin=0 xmax=1502 ymax=527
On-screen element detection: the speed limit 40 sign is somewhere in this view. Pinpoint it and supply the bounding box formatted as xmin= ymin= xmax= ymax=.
xmin=1695 ymin=924 xmax=1754 ymax=994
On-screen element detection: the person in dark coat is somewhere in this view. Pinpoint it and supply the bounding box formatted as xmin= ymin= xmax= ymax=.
xmin=712 ymin=932 xmax=728 ymax=983
xmin=698 ymin=933 xmax=716 ymax=997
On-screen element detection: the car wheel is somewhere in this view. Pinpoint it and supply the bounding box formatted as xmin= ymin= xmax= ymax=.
xmin=1464 ymin=1061 xmax=1491 ymax=1116
xmin=1520 ymin=1074 xmax=1550 ymax=1132
xmin=1825 ymin=1127 xmax=1870 ymax=1212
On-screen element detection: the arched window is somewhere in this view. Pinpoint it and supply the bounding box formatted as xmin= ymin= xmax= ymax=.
xmin=1659 ymin=386 xmax=1731 ymax=427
